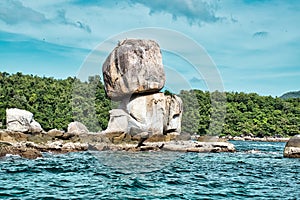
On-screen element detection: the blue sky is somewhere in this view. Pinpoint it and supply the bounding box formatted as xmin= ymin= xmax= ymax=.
xmin=0 ymin=0 xmax=299 ymax=96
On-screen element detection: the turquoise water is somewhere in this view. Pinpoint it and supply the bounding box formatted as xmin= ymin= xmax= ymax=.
xmin=0 ymin=141 xmax=299 ymax=199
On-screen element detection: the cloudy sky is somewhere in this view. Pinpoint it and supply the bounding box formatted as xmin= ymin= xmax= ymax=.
xmin=0 ymin=0 xmax=299 ymax=96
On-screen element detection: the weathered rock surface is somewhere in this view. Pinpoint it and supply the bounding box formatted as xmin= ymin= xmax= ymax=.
xmin=126 ymin=93 xmax=182 ymax=135
xmin=67 ymin=121 xmax=89 ymax=135
xmin=284 ymin=135 xmax=300 ymax=158
xmin=164 ymin=95 xmax=183 ymax=133
xmin=6 ymin=108 xmax=43 ymax=133
xmin=104 ymin=93 xmax=183 ymax=138
xmin=0 ymin=130 xmax=28 ymax=143
xmin=0 ymin=141 xmax=42 ymax=159
xmin=0 ymin=129 xmax=236 ymax=159
xmin=30 ymin=120 xmax=43 ymax=133
xmin=47 ymin=129 xmax=65 ymax=138
xmin=104 ymin=109 xmax=145 ymax=135
xmin=102 ymin=39 xmax=165 ymax=100
xmin=91 ymin=140 xmax=235 ymax=153
xmin=126 ymin=93 xmax=165 ymax=135
xmin=130 ymin=93 xmax=182 ymax=134
xmin=150 ymin=141 xmax=236 ymax=153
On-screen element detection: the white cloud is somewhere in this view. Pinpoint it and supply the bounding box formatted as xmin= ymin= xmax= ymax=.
xmin=131 ymin=0 xmax=223 ymax=25
xmin=0 ymin=0 xmax=47 ymax=24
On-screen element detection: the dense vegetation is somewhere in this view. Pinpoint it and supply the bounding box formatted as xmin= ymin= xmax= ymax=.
xmin=280 ymin=91 xmax=300 ymax=99
xmin=179 ymin=90 xmax=300 ymax=137
xmin=0 ymin=72 xmax=111 ymax=132
xmin=0 ymin=72 xmax=299 ymax=137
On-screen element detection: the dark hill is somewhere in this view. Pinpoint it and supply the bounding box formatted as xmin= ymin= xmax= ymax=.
xmin=280 ymin=91 xmax=300 ymax=99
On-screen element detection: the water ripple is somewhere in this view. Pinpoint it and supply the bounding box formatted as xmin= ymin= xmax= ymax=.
xmin=0 ymin=141 xmax=300 ymax=199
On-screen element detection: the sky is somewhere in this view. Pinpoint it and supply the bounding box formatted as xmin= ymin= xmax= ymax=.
xmin=0 ymin=0 xmax=299 ymax=97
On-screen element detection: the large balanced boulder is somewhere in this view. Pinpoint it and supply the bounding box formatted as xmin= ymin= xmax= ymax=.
xmin=283 ymin=135 xmax=300 ymax=158
xmin=102 ymin=39 xmax=165 ymax=100
xmin=6 ymin=108 xmax=43 ymax=133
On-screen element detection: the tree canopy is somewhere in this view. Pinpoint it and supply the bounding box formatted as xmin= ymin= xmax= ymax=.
xmin=0 ymin=72 xmax=112 ymax=132
xmin=179 ymin=90 xmax=300 ymax=137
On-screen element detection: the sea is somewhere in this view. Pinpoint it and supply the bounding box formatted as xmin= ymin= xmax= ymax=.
xmin=0 ymin=141 xmax=299 ymax=200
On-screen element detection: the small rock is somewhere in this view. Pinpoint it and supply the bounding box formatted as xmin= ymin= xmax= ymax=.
xmin=67 ymin=121 xmax=89 ymax=135
xmin=29 ymin=120 xmax=43 ymax=133
xmin=62 ymin=142 xmax=88 ymax=151
xmin=284 ymin=135 xmax=300 ymax=158
xmin=47 ymin=129 xmax=64 ymax=138
xmin=46 ymin=141 xmax=63 ymax=150
xmin=132 ymin=132 xmax=150 ymax=141
xmin=149 ymin=140 xmax=236 ymax=153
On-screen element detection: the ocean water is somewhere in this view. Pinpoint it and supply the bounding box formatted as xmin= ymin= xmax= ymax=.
xmin=0 ymin=141 xmax=299 ymax=200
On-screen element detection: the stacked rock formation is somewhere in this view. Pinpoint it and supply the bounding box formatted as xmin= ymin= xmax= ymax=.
xmin=102 ymin=39 xmax=183 ymax=138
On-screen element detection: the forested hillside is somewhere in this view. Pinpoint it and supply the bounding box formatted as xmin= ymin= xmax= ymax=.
xmin=1 ymin=72 xmax=299 ymax=136
xmin=280 ymin=91 xmax=300 ymax=99
xmin=179 ymin=90 xmax=300 ymax=137
xmin=0 ymin=72 xmax=112 ymax=132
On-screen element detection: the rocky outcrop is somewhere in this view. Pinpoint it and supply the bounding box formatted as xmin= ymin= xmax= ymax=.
xmin=0 ymin=130 xmax=88 ymax=158
xmin=104 ymin=109 xmax=145 ymax=135
xmin=6 ymin=108 xmax=43 ymax=133
xmin=0 ymin=129 xmax=236 ymax=159
xmin=126 ymin=93 xmax=182 ymax=135
xmin=0 ymin=130 xmax=28 ymax=143
xmin=103 ymin=39 xmax=165 ymax=100
xmin=67 ymin=121 xmax=89 ymax=135
xmin=89 ymin=140 xmax=235 ymax=153
xmin=0 ymin=142 xmax=42 ymax=159
xmin=283 ymin=135 xmax=300 ymax=158
xmin=0 ymin=39 xmax=237 ymax=159
xmin=102 ymin=39 xmax=183 ymax=142
xmin=104 ymin=93 xmax=183 ymax=141
xmin=154 ymin=141 xmax=236 ymax=153
xmin=47 ymin=129 xmax=65 ymax=138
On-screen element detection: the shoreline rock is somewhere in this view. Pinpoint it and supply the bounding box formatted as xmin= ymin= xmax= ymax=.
xmin=284 ymin=135 xmax=300 ymax=158
xmin=6 ymin=108 xmax=43 ymax=133
xmin=0 ymin=130 xmax=236 ymax=159
xmin=0 ymin=141 xmax=42 ymax=159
